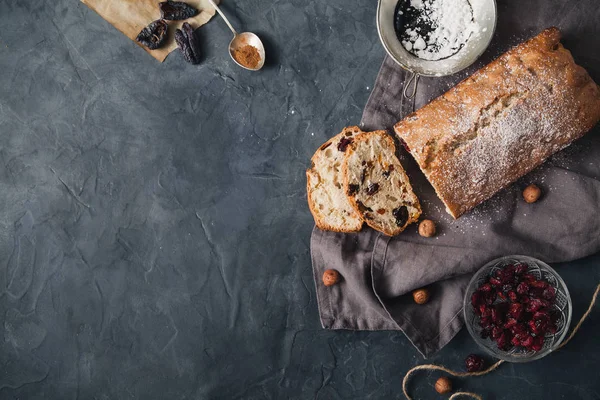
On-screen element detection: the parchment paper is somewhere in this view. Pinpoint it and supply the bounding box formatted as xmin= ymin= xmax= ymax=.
xmin=81 ymin=0 xmax=218 ymax=62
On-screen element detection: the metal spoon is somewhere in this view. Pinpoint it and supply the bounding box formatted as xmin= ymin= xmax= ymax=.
xmin=207 ymin=0 xmax=265 ymax=71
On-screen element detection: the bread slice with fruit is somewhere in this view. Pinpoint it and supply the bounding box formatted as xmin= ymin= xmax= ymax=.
xmin=306 ymin=126 xmax=364 ymax=232
xmin=343 ymin=130 xmax=421 ymax=236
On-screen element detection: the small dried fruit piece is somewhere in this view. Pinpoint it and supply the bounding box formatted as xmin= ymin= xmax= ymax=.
xmin=159 ymin=0 xmax=199 ymax=20
xmin=542 ymin=286 xmax=556 ymax=300
xmin=182 ymin=22 xmax=201 ymax=62
xmin=175 ymin=23 xmax=201 ymax=64
xmin=392 ymin=206 xmax=409 ymax=227
xmin=366 ymin=183 xmax=380 ymax=195
xmin=322 ymin=269 xmax=340 ymax=287
xmin=347 ymin=184 xmax=359 ymax=196
xmin=514 ymin=263 xmax=529 ymax=275
xmin=418 ymin=219 xmax=436 ymax=237
xmin=175 ymin=30 xmax=195 ymax=63
xmin=523 ymin=184 xmax=542 ymax=203
xmin=435 ymin=376 xmax=452 ymax=394
xmin=517 ymin=282 xmax=529 ymax=295
xmin=479 ymin=283 xmax=492 ymax=293
xmin=136 ymin=19 xmax=168 ymax=50
xmin=337 ymin=137 xmax=353 ymax=152
xmin=412 ymin=288 xmax=430 ymax=305
xmin=465 ymin=354 xmax=485 ymax=372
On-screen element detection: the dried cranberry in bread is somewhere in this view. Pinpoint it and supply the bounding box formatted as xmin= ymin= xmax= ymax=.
xmin=343 ymin=131 xmax=421 ymax=236
xmin=306 ymin=126 xmax=364 ymax=232
xmin=394 ymin=27 xmax=600 ymax=218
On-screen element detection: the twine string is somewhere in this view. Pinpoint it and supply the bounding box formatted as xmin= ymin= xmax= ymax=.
xmin=402 ymin=283 xmax=600 ymax=400
xmin=449 ymin=392 xmax=483 ymax=400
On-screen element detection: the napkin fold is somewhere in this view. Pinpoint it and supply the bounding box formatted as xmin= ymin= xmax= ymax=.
xmin=311 ymin=0 xmax=600 ymax=357
xmin=81 ymin=0 xmax=218 ymax=61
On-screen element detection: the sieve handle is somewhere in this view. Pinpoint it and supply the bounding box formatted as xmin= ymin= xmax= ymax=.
xmin=403 ymin=72 xmax=420 ymax=100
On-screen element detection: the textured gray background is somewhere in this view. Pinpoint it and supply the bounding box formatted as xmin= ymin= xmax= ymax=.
xmin=0 ymin=0 xmax=599 ymax=399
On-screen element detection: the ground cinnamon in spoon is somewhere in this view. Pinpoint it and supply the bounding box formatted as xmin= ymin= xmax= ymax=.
xmin=232 ymin=45 xmax=261 ymax=69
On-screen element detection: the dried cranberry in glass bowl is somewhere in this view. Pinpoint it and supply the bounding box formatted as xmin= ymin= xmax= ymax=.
xmin=464 ymin=256 xmax=571 ymax=363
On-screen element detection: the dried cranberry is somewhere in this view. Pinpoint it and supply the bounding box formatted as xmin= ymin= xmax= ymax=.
xmin=509 ymin=303 xmax=523 ymax=320
xmin=514 ymin=263 xmax=528 ymax=275
xmin=533 ymin=311 xmax=550 ymax=322
xmin=520 ymin=335 xmax=534 ymax=348
xmin=502 ymin=283 xmax=515 ymax=293
xmin=526 ymin=298 xmax=548 ymax=313
xmin=479 ymin=283 xmax=492 ymax=292
xmin=517 ymin=282 xmax=530 ymax=295
xmin=511 ymin=323 xmax=527 ymax=336
xmin=487 ymin=291 xmax=497 ymax=305
xmin=542 ymin=286 xmax=556 ymax=300
xmin=511 ymin=335 xmax=522 ymax=347
xmin=479 ymin=318 xmax=493 ymax=330
xmin=480 ymin=306 xmax=492 ymax=319
xmin=496 ymin=332 xmax=510 ymax=351
xmin=522 ymin=273 xmax=536 ymax=282
xmin=465 ymin=354 xmax=485 ymax=372
xmin=508 ymin=291 xmax=518 ymax=302
xmin=530 ymin=280 xmax=548 ymax=289
xmin=504 ymin=264 xmax=516 ymax=275
xmin=471 ymin=291 xmax=483 ymax=308
xmin=489 ymin=277 xmax=502 ymax=287
xmin=504 ymin=318 xmax=518 ymax=329
xmin=528 ymin=319 xmax=544 ymax=335
xmin=497 ymin=269 xmax=515 ymax=284
xmin=491 ymin=326 xmax=503 ymax=339
xmin=531 ymin=336 xmax=544 ymax=352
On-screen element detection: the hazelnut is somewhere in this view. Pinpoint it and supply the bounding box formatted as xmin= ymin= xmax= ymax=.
xmin=323 ymin=269 xmax=340 ymax=286
xmin=523 ymin=184 xmax=542 ymax=203
xmin=418 ymin=219 xmax=437 ymax=237
xmin=412 ymin=288 xmax=430 ymax=304
xmin=435 ymin=376 xmax=452 ymax=394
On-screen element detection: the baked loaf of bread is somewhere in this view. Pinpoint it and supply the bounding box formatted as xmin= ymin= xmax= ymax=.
xmin=394 ymin=27 xmax=600 ymax=218
xmin=343 ymin=131 xmax=421 ymax=236
xmin=306 ymin=126 xmax=364 ymax=232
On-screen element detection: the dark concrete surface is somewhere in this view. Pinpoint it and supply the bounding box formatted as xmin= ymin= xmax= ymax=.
xmin=0 ymin=0 xmax=598 ymax=399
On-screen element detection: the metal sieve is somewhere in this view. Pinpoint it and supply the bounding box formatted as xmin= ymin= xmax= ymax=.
xmin=377 ymin=0 xmax=497 ymax=98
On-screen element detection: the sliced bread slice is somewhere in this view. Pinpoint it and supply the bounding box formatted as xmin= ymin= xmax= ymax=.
xmin=343 ymin=130 xmax=421 ymax=236
xmin=306 ymin=126 xmax=364 ymax=232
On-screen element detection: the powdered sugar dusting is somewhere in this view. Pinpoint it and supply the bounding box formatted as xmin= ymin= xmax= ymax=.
xmin=399 ymin=0 xmax=476 ymax=61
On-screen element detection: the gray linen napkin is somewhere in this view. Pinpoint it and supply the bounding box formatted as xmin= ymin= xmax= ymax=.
xmin=311 ymin=0 xmax=600 ymax=357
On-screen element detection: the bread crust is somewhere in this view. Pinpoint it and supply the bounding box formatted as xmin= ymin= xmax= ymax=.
xmin=394 ymin=27 xmax=600 ymax=218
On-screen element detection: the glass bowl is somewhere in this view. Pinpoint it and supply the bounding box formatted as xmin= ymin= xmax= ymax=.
xmin=464 ymin=255 xmax=572 ymax=362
